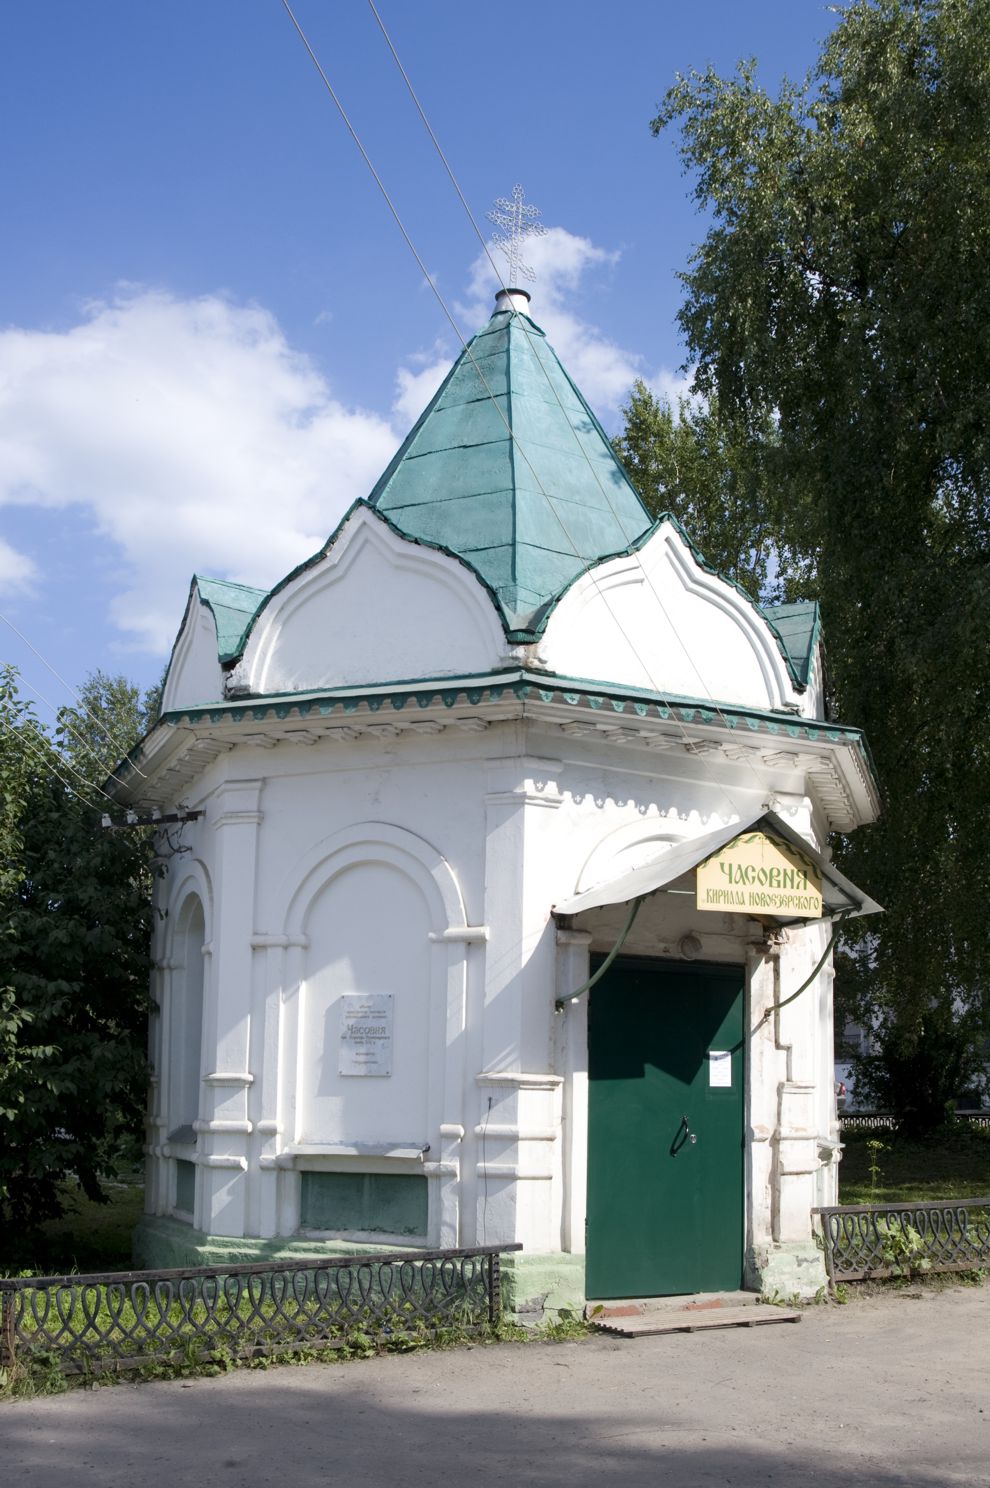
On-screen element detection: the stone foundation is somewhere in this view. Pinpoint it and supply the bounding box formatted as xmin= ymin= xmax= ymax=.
xmin=499 ymin=1253 xmax=587 ymax=1323
xmin=747 ymin=1240 xmax=827 ymax=1300
xmin=134 ymin=1219 xmax=588 ymax=1323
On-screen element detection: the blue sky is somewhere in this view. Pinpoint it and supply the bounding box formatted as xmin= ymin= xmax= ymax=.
xmin=0 ymin=1 xmax=840 ymax=716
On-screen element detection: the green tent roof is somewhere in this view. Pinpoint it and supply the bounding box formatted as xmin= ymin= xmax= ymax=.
xmin=195 ymin=577 xmax=267 ymax=663
xmin=368 ymin=305 xmax=652 ymax=635
xmin=181 ymin=310 xmax=820 ymax=698
xmin=761 ymin=601 xmax=821 ymax=687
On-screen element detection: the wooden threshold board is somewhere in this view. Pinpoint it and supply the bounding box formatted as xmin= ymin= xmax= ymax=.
xmin=591 ymin=1305 xmax=802 ymax=1337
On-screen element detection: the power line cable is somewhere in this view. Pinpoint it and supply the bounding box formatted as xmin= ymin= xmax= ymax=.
xmin=0 ymin=609 xmax=152 ymax=779
xmin=280 ymin=1 xmax=490 ymax=369
xmin=0 ymin=714 xmax=115 ymax=812
xmin=12 ymin=669 xmax=142 ymax=790
xmin=356 ymin=10 xmax=778 ymax=816
xmin=366 ymin=3 xmax=782 ymax=807
xmin=365 ymin=0 xmax=507 ymax=293
xmin=281 ymin=2 xmax=754 ymax=823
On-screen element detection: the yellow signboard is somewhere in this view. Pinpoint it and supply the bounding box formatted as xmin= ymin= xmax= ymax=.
xmin=696 ymin=832 xmax=823 ymax=917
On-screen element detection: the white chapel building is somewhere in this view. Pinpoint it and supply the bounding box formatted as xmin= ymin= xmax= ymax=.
xmin=115 ymin=286 xmax=880 ymax=1308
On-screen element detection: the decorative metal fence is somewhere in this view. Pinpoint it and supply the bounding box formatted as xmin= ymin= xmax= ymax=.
xmin=838 ymin=1112 xmax=990 ymax=1132
xmin=837 ymin=1113 xmax=899 ymax=1132
xmin=813 ymin=1199 xmax=990 ymax=1285
xmin=0 ymin=1243 xmax=520 ymax=1376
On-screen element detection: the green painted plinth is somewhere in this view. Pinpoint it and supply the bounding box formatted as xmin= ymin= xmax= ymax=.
xmin=499 ymin=1252 xmax=587 ymax=1323
xmin=133 ymin=1215 xmax=420 ymax=1270
xmin=135 ymin=1219 xmax=587 ymax=1325
xmin=748 ymin=1241 xmax=827 ymax=1300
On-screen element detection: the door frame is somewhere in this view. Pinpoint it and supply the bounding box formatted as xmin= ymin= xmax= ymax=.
xmin=583 ymin=953 xmax=749 ymax=1298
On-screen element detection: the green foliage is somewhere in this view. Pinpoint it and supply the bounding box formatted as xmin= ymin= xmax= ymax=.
xmin=56 ymin=669 xmax=161 ymax=786
xmin=875 ymin=1218 xmax=932 ymax=1276
xmin=0 ymin=1347 xmax=67 ymax=1400
xmin=0 ymin=1291 xmax=576 ymax=1398
xmin=0 ymin=1179 xmax=144 ymax=1275
xmin=840 ymin=1124 xmax=990 ymax=1204
xmin=866 ymin=1139 xmax=887 ymax=1201
xmin=857 ymin=1004 xmax=989 ymax=1135
xmin=533 ymin=1311 xmax=594 ymax=1341
xmin=0 ymin=665 xmax=155 ymax=1230
xmin=613 ymin=383 xmax=806 ymax=601
xmin=652 ymin=0 xmax=990 ymax=1126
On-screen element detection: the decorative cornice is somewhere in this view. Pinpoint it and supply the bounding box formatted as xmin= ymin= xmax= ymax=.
xmin=149 ymin=670 xmax=865 ymax=742
xmin=111 ymin=669 xmax=879 ymax=831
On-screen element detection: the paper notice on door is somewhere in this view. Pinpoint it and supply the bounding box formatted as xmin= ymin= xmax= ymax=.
xmin=708 ymin=1050 xmax=732 ymax=1087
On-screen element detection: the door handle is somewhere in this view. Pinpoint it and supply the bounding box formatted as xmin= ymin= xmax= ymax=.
xmin=670 ymin=1114 xmax=698 ymax=1158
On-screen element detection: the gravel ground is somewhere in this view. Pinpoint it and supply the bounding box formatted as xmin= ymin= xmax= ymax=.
xmin=3 ymin=1283 xmax=988 ymax=1487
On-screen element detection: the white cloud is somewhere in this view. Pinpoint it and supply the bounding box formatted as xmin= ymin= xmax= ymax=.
xmin=647 ymin=366 xmax=698 ymax=410
xmin=0 ymin=290 xmax=398 ymax=652
xmin=0 ymin=538 xmax=37 ymax=595
xmin=392 ymin=341 xmax=451 ymax=431
xmin=459 ymin=226 xmax=685 ymax=420
xmin=391 ymin=226 xmax=684 ymax=428
xmin=1 ymin=237 xmax=676 ymax=658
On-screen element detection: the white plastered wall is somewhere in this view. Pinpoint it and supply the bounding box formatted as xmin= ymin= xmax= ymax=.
xmin=230 ymin=507 xmax=508 ymax=697
xmin=161 ymin=588 xmax=225 ymax=713
xmin=538 ymin=523 xmax=803 ymax=713
xmin=146 ymin=723 xmax=838 ymax=1295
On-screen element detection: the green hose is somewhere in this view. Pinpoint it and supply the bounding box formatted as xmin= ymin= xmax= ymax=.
xmin=554 ymin=894 xmax=646 ymax=1011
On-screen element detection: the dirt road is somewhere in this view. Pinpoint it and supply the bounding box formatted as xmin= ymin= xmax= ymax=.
xmin=3 ymin=1284 xmax=988 ymax=1486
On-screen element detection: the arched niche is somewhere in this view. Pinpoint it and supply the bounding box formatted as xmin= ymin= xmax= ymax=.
xmin=279 ymin=822 xmax=467 ymax=940
xmin=574 ymin=818 xmax=692 ymax=897
xmin=167 ymin=890 xmax=207 ymax=1137
xmin=278 ymin=824 xmax=468 ymax=1160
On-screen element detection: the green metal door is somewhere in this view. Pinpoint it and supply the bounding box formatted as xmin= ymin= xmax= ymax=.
xmin=586 ymin=957 xmax=745 ymax=1299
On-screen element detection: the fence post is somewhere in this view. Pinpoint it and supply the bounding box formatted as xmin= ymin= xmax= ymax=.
xmin=0 ymin=1285 xmax=15 ymax=1370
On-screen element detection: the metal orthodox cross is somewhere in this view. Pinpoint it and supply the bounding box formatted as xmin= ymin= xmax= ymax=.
xmin=487 ymin=184 xmax=547 ymax=286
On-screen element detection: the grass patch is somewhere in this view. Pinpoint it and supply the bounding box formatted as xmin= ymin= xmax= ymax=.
xmin=830 ymin=1269 xmax=988 ymax=1306
xmin=0 ymin=1180 xmax=144 ymax=1277
xmin=840 ymin=1126 xmax=990 ymax=1205
xmin=0 ymin=1304 xmax=590 ymax=1401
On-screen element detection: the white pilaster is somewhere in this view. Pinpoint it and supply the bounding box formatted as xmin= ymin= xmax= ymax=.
xmin=199 ymin=778 xmax=263 ymax=1235
xmin=555 ymin=928 xmax=591 ymax=1254
xmin=478 ymin=757 xmax=564 ymax=1249
xmin=773 ymin=922 xmax=834 ymax=1243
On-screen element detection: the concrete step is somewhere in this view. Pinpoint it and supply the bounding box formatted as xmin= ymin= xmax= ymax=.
xmin=591 ymin=1304 xmax=802 ymax=1337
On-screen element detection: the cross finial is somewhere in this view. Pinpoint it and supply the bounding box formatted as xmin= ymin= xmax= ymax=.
xmin=487 ymin=184 xmax=547 ymax=286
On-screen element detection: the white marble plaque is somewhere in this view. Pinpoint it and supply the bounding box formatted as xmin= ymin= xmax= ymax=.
xmin=708 ymin=1049 xmax=732 ymax=1088
xmin=339 ymin=993 xmax=393 ymax=1077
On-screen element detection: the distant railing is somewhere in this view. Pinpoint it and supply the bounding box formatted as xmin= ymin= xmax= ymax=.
xmin=838 ymin=1112 xmax=990 ymax=1133
xmin=813 ymin=1199 xmax=990 ymax=1285
xmin=0 ymin=1243 xmax=520 ymax=1376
